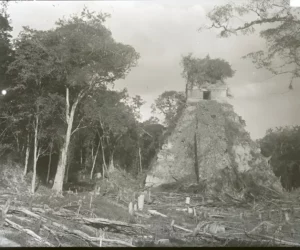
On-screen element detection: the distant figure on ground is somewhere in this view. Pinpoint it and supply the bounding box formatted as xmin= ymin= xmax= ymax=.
xmin=48 ymin=179 xmax=53 ymax=187
xmin=94 ymin=172 xmax=102 ymax=179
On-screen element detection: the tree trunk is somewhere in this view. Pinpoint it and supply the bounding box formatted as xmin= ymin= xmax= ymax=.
xmin=108 ymin=134 xmax=123 ymax=173
xmin=194 ymin=116 xmax=200 ymax=184
xmin=15 ymin=134 xmax=20 ymax=154
xmin=81 ymin=148 xmax=83 ymax=169
xmin=138 ymin=146 xmax=142 ymax=173
xmin=46 ymin=144 xmax=52 ymax=183
xmin=100 ymin=136 xmax=108 ymax=177
xmin=108 ymin=149 xmax=115 ymax=173
xmin=82 ymin=147 xmax=87 ymax=171
xmin=23 ymin=133 xmax=30 ymax=177
xmin=185 ymin=80 xmax=189 ymax=100
xmin=31 ymin=115 xmax=39 ymax=194
xmin=91 ymin=142 xmax=94 ymax=169
xmin=52 ymin=87 xmax=79 ymax=193
xmin=65 ymin=141 xmax=76 ymax=184
xmin=194 ymin=132 xmax=200 ymax=184
xmin=64 ymin=159 xmax=70 ymax=183
xmin=90 ymin=142 xmax=94 ymax=178
xmin=90 ymin=140 xmax=101 ymax=179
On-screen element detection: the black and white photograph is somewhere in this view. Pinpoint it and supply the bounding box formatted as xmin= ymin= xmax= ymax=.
xmin=0 ymin=0 xmax=299 ymax=247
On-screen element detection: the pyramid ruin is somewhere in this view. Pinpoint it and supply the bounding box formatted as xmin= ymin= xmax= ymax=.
xmin=145 ymin=83 xmax=282 ymax=198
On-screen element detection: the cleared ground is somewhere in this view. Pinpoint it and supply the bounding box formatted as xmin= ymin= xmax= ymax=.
xmin=0 ymin=176 xmax=300 ymax=247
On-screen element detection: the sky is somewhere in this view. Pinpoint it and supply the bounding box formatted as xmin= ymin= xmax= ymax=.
xmin=5 ymin=0 xmax=300 ymax=140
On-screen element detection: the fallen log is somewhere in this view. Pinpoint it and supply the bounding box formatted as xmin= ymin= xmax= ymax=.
xmin=0 ymin=198 xmax=10 ymax=227
xmin=101 ymin=238 xmax=135 ymax=247
xmin=245 ymin=232 xmax=300 ymax=247
xmin=7 ymin=204 xmax=148 ymax=241
xmin=6 ymin=214 xmax=32 ymax=224
xmin=148 ymin=210 xmax=167 ymax=218
xmin=9 ymin=206 xmax=47 ymax=222
xmin=76 ymin=216 xmax=147 ymax=230
xmin=184 ymin=228 xmax=300 ymax=247
xmin=50 ymin=221 xmax=135 ymax=247
xmin=5 ymin=218 xmax=53 ymax=246
xmin=170 ymin=220 xmax=193 ymax=233
xmin=41 ymin=224 xmax=64 ymax=246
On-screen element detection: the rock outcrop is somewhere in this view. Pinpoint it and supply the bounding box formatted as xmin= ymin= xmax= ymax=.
xmin=145 ymin=100 xmax=282 ymax=198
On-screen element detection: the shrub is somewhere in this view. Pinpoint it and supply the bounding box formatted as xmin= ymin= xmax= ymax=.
xmin=0 ymin=161 xmax=31 ymax=194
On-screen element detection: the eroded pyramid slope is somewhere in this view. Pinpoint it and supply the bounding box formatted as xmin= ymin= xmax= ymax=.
xmin=145 ymin=101 xmax=282 ymax=198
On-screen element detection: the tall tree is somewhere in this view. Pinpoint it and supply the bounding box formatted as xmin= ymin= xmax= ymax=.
xmin=83 ymin=88 xmax=138 ymax=175
xmin=151 ymin=91 xmax=186 ymax=127
xmin=180 ymin=54 xmax=235 ymax=96
xmin=7 ymin=26 xmax=61 ymax=192
xmin=51 ymin=9 xmax=139 ymax=192
xmin=0 ymin=2 xmax=18 ymax=162
xmin=140 ymin=120 xmax=166 ymax=169
xmin=259 ymin=126 xmax=300 ymax=190
xmin=0 ymin=1 xmax=13 ymax=89
xmin=129 ymin=95 xmax=145 ymax=173
xmin=8 ymin=8 xmax=139 ymax=193
xmin=202 ymin=0 xmax=300 ymax=89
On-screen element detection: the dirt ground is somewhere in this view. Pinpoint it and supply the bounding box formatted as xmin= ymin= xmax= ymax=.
xmin=0 ymin=166 xmax=298 ymax=247
xmin=1 ymin=180 xmax=300 ymax=247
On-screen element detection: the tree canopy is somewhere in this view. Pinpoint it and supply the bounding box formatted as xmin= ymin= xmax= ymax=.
xmin=0 ymin=2 xmax=13 ymax=89
xmin=203 ymin=0 xmax=300 ymax=89
xmin=151 ymin=90 xmax=186 ymax=127
xmin=259 ymin=126 xmax=300 ymax=191
xmin=0 ymin=7 xmax=145 ymax=192
xmin=180 ymin=54 xmax=235 ymax=95
xmin=0 ymin=6 xmax=169 ymax=192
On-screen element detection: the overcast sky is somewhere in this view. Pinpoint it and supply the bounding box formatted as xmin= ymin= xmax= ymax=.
xmin=6 ymin=0 xmax=300 ymax=140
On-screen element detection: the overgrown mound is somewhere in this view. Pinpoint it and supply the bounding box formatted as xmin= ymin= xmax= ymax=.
xmin=0 ymin=161 xmax=31 ymax=194
xmin=146 ymin=101 xmax=282 ymax=200
xmin=92 ymin=168 xmax=142 ymax=197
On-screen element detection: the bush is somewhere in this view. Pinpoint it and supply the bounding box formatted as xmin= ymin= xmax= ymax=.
xmin=259 ymin=126 xmax=300 ymax=191
xmin=0 ymin=161 xmax=31 ymax=194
